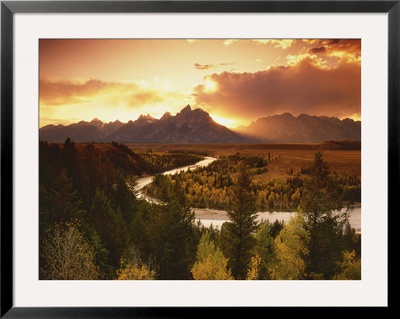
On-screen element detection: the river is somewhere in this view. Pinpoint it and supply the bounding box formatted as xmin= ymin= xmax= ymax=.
xmin=194 ymin=206 xmax=361 ymax=233
xmin=135 ymin=156 xmax=361 ymax=233
xmin=135 ymin=156 xmax=217 ymax=197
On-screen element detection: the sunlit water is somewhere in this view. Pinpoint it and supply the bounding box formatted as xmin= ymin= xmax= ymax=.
xmin=135 ymin=156 xmax=217 ymax=195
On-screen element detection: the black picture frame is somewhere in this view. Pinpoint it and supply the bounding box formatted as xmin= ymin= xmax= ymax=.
xmin=1 ymin=0 xmax=394 ymax=317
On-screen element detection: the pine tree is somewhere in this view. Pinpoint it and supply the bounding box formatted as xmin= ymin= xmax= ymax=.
xmin=220 ymin=163 xmax=259 ymax=279
xmin=254 ymin=221 xmax=276 ymax=279
xmin=42 ymin=168 xmax=85 ymax=227
xmin=148 ymin=175 xmax=198 ymax=279
xmin=89 ymin=189 xmax=128 ymax=278
xmin=300 ymin=151 xmax=348 ymax=279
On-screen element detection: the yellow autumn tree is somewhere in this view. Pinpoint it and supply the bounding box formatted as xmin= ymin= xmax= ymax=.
xmin=191 ymin=232 xmax=233 ymax=280
xmin=246 ymin=254 xmax=262 ymax=280
xmin=272 ymin=213 xmax=309 ymax=280
xmin=40 ymin=219 xmax=100 ymax=280
xmin=116 ymin=245 xmax=157 ymax=280
xmin=335 ymin=250 xmax=361 ymax=280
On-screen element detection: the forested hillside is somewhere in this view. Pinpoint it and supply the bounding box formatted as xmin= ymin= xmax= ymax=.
xmin=39 ymin=139 xmax=361 ymax=280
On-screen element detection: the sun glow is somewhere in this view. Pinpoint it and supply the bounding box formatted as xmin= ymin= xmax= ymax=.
xmin=203 ymin=78 xmax=219 ymax=93
xmin=342 ymin=114 xmax=361 ymax=122
xmin=211 ymin=115 xmax=240 ymax=128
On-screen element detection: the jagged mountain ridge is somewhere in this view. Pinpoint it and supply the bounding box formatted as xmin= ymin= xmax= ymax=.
xmin=234 ymin=112 xmax=361 ymax=143
xmin=39 ymin=105 xmax=254 ymax=143
xmin=108 ymin=105 xmax=253 ymax=143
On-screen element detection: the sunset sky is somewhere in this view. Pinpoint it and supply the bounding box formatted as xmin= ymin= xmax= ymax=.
xmin=39 ymin=39 xmax=361 ymax=128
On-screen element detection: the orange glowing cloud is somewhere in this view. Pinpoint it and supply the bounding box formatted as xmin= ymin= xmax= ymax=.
xmin=254 ymin=39 xmax=296 ymax=49
xmin=195 ymin=56 xmax=361 ymax=122
xmin=306 ymin=39 xmax=361 ymax=63
xmin=40 ymin=78 xmax=166 ymax=108
xmin=285 ymin=53 xmax=328 ymax=68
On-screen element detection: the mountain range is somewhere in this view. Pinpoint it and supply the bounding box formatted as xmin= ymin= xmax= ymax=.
xmin=234 ymin=112 xmax=361 ymax=143
xmin=39 ymin=105 xmax=361 ymax=143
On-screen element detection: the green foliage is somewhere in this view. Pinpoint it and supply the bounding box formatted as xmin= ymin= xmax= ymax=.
xmin=89 ymin=189 xmax=128 ymax=278
xmin=220 ymin=163 xmax=259 ymax=279
xmin=107 ymin=141 xmax=161 ymax=176
xmin=342 ymin=223 xmax=361 ymax=258
xmin=269 ymin=219 xmax=285 ymax=239
xmin=300 ymin=151 xmax=349 ymax=279
xmin=147 ymin=175 xmax=199 ymax=279
xmin=137 ymin=149 xmax=204 ymax=173
xmin=83 ymin=226 xmax=112 ymax=278
xmin=39 ymin=168 xmax=85 ymax=236
xmin=254 ymin=221 xmax=277 ymax=279
xmin=110 ymin=174 xmax=138 ymax=224
xmin=307 ymin=215 xmax=346 ymax=279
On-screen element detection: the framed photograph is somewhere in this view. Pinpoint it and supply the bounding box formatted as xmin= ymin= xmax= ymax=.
xmin=1 ymin=0 xmax=394 ymax=317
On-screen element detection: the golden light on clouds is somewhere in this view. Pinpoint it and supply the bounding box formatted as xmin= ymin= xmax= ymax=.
xmin=40 ymin=39 xmax=361 ymax=128
xmin=306 ymin=39 xmax=361 ymax=63
xmin=203 ymin=78 xmax=219 ymax=93
xmin=223 ymin=39 xmax=237 ymax=46
xmin=254 ymin=39 xmax=295 ymax=49
xmin=286 ymin=53 xmax=328 ymax=68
